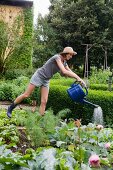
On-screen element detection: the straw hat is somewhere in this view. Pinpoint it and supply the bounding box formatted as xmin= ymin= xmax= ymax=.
xmin=60 ymin=47 xmax=77 ymax=55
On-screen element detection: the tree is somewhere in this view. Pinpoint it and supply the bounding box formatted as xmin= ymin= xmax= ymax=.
xmin=33 ymin=0 xmax=113 ymax=71
xmin=0 ymin=15 xmax=23 ymax=73
xmin=48 ymin=0 xmax=113 ymax=69
xmin=33 ymin=14 xmax=60 ymax=68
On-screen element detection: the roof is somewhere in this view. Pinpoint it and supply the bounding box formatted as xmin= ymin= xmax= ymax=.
xmin=0 ymin=0 xmax=33 ymax=7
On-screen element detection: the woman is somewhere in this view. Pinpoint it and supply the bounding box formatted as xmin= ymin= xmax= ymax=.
xmin=7 ymin=47 xmax=86 ymax=118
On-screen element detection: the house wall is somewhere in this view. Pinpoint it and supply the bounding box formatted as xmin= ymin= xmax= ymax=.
xmin=0 ymin=5 xmax=23 ymax=26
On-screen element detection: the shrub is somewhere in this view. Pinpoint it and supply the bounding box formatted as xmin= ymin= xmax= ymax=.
xmin=89 ymin=84 xmax=113 ymax=91
xmin=89 ymin=69 xmax=111 ymax=84
xmin=50 ymin=79 xmax=113 ymax=91
xmin=4 ymin=69 xmax=23 ymax=80
xmin=0 ymin=83 xmax=14 ymax=101
xmin=4 ymin=68 xmax=34 ymax=80
xmin=47 ymin=85 xmax=113 ymax=125
xmin=0 ymin=76 xmax=37 ymax=103
xmin=0 ymin=77 xmax=113 ymax=125
xmin=50 ymin=78 xmax=74 ymax=86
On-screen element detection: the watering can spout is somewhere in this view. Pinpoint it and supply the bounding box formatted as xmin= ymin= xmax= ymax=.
xmin=83 ymin=99 xmax=99 ymax=108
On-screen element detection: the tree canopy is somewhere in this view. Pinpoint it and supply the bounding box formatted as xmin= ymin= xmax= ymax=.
xmin=34 ymin=0 xmax=113 ymax=70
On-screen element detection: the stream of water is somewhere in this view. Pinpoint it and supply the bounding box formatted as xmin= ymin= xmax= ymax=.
xmin=92 ymin=106 xmax=104 ymax=125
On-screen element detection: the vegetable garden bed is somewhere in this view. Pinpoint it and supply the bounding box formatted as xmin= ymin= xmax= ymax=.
xmin=1 ymin=108 xmax=113 ymax=170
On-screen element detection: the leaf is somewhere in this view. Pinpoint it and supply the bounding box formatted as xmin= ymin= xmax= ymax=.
xmin=81 ymin=163 xmax=92 ymax=170
xmin=23 ymin=154 xmax=32 ymax=160
xmin=0 ymin=157 xmax=28 ymax=168
xmin=6 ymin=143 xmax=17 ymax=148
xmin=56 ymin=141 xmax=66 ymax=147
xmin=0 ymin=164 xmax=4 ymax=170
xmin=68 ymin=144 xmax=75 ymax=152
xmin=35 ymin=148 xmax=57 ymax=170
xmin=58 ymin=151 xmax=76 ymax=170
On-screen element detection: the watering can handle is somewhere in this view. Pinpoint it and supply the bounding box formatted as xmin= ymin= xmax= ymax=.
xmin=84 ymin=86 xmax=88 ymax=96
xmin=74 ymin=81 xmax=88 ymax=96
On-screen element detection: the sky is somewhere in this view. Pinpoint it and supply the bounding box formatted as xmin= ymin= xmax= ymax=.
xmin=33 ymin=0 xmax=51 ymax=23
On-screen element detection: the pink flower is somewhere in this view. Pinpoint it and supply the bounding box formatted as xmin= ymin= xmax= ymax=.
xmin=89 ymin=154 xmax=100 ymax=168
xmin=105 ymin=142 xmax=110 ymax=149
xmin=96 ymin=124 xmax=104 ymax=130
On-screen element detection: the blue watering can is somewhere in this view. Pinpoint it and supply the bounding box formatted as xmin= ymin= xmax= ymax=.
xmin=67 ymin=83 xmax=99 ymax=108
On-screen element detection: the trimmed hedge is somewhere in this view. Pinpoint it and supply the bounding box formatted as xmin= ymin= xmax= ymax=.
xmin=50 ymin=78 xmax=74 ymax=86
xmin=47 ymin=85 xmax=113 ymax=126
xmin=89 ymin=84 xmax=113 ymax=91
xmin=0 ymin=77 xmax=113 ymax=125
xmin=50 ymin=79 xmax=113 ymax=91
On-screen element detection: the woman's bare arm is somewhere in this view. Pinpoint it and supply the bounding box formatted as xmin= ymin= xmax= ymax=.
xmin=56 ymin=58 xmax=86 ymax=86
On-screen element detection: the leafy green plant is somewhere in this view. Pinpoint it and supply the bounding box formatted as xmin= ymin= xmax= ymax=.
xmin=0 ymin=124 xmax=19 ymax=146
xmin=22 ymin=109 xmax=59 ymax=147
xmin=0 ymin=76 xmax=113 ymax=124
xmin=0 ymin=145 xmax=29 ymax=169
xmin=89 ymin=69 xmax=111 ymax=84
xmin=1 ymin=107 xmax=113 ymax=169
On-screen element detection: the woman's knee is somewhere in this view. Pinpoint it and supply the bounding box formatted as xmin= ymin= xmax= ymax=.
xmin=23 ymin=92 xmax=30 ymax=98
xmin=40 ymin=100 xmax=47 ymax=107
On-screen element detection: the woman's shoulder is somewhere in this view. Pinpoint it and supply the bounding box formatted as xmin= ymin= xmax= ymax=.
xmin=52 ymin=54 xmax=61 ymax=60
xmin=45 ymin=54 xmax=61 ymax=64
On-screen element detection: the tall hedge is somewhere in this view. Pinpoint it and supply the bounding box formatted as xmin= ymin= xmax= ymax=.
xmin=7 ymin=8 xmax=33 ymax=69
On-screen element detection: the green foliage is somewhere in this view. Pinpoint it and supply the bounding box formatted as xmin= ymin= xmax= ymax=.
xmin=18 ymin=8 xmax=33 ymax=69
xmin=0 ymin=8 xmax=33 ymax=75
xmin=0 ymin=76 xmax=33 ymax=103
xmin=0 ymin=125 xmax=19 ymax=145
xmin=0 ymin=74 xmax=113 ymax=125
xmin=0 ymin=81 xmax=25 ymax=101
xmin=89 ymin=84 xmax=113 ymax=91
xmin=0 ymin=83 xmax=15 ymax=101
xmin=52 ymin=72 xmax=63 ymax=79
xmin=1 ymin=107 xmax=113 ymax=169
xmin=47 ymin=84 xmax=113 ymax=125
xmin=0 ymin=21 xmax=7 ymax=51
xmin=57 ymin=108 xmax=72 ymax=119
xmin=0 ymin=145 xmax=29 ymax=169
xmin=4 ymin=68 xmax=34 ymax=80
xmin=0 ymin=18 xmax=22 ymax=73
xmin=19 ymin=109 xmax=59 ymax=147
xmin=50 ymin=77 xmax=74 ymax=86
xmin=89 ymin=69 xmax=111 ymax=84
xmin=39 ymin=0 xmax=113 ymax=68
xmin=47 ymin=85 xmax=72 ymax=113
xmin=33 ymin=15 xmax=59 ymax=68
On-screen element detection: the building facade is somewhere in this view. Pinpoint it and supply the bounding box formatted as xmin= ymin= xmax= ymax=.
xmin=0 ymin=0 xmax=33 ymax=71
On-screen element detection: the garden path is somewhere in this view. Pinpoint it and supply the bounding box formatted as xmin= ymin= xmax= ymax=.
xmin=0 ymin=101 xmax=34 ymax=110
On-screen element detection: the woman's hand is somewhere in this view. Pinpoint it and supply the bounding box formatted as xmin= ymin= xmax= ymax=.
xmin=77 ymin=78 xmax=87 ymax=88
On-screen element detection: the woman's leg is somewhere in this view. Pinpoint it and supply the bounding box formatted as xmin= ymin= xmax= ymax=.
xmin=39 ymin=86 xmax=49 ymax=115
xmin=14 ymin=83 xmax=36 ymax=104
xmin=7 ymin=83 xmax=36 ymax=118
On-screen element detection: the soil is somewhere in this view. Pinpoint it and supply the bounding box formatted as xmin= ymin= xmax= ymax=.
xmin=11 ymin=128 xmax=33 ymax=154
xmin=0 ymin=101 xmax=37 ymax=154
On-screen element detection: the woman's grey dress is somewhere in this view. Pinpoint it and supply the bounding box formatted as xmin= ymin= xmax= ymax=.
xmin=30 ymin=54 xmax=67 ymax=89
